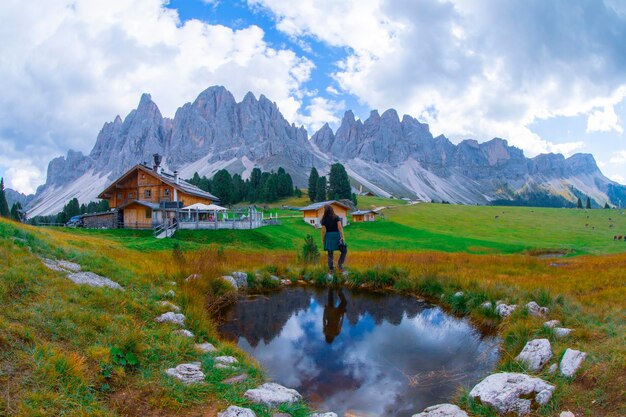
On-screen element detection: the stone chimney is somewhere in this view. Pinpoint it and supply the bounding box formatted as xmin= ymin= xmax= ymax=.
xmin=153 ymin=153 xmax=162 ymax=174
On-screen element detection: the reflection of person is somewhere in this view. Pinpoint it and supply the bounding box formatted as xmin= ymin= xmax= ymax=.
xmin=323 ymin=288 xmax=347 ymax=344
xmin=321 ymin=204 xmax=347 ymax=274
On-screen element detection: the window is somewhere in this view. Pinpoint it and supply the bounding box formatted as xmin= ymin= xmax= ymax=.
xmin=145 ymin=189 xmax=151 ymax=198
xmin=145 ymin=208 xmax=152 ymax=218
xmin=117 ymin=192 xmax=122 ymax=199
xmin=129 ymin=192 xmax=134 ymax=199
xmin=164 ymin=189 xmax=170 ymax=197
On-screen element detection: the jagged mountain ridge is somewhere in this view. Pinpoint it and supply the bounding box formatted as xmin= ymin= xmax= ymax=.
xmin=26 ymin=85 xmax=625 ymax=216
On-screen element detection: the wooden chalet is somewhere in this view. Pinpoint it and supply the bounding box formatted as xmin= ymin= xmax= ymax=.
xmin=300 ymin=200 xmax=351 ymax=228
xmin=351 ymin=209 xmax=377 ymax=222
xmin=97 ymin=154 xmax=219 ymax=229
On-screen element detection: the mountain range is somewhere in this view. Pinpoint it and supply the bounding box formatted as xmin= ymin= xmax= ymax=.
xmin=20 ymin=85 xmax=626 ymax=217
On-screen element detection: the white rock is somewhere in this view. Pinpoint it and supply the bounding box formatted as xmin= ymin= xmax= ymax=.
xmin=165 ymin=362 xmax=205 ymax=384
xmin=481 ymin=301 xmax=492 ymax=309
xmin=155 ymin=312 xmax=185 ymax=326
xmin=67 ymin=272 xmax=124 ymax=290
xmin=560 ymin=348 xmax=586 ymax=377
xmin=515 ymin=339 xmax=552 ymax=371
xmin=195 ymin=342 xmax=217 ymax=353
xmin=169 ymin=281 xmax=177 ymax=286
xmin=215 ymin=356 xmax=238 ymax=365
xmin=310 ymin=413 xmax=338 ymax=417
xmin=57 ymin=260 xmax=82 ymax=272
xmin=244 ymin=382 xmax=303 ymax=407
xmin=559 ymin=412 xmax=575 ymax=417
xmin=270 ymin=275 xmax=280 ymax=283
xmin=174 ymin=329 xmax=194 ymax=338
xmin=218 ymin=406 xmax=257 ymax=417
xmin=165 ymin=289 xmax=176 ymax=298
xmin=496 ymin=303 xmax=517 ymax=317
xmin=159 ymin=301 xmax=181 ymax=312
xmin=412 ymin=403 xmax=469 ymax=417
xmin=453 ymin=291 xmax=464 ymax=297
xmin=547 ymin=363 xmax=557 ymax=374
xmin=544 ymin=320 xmax=560 ymax=328
xmin=469 ymin=372 xmax=555 ymax=415
xmin=280 ymin=279 xmax=291 ymax=286
xmin=232 ymin=271 xmax=248 ymax=288
xmin=221 ymin=275 xmax=238 ymax=290
xmin=526 ymin=301 xmax=549 ymax=317
xmin=215 ymin=363 xmax=236 ymax=370
xmin=554 ymin=327 xmax=572 ymax=338
xmin=39 ymin=257 xmax=67 ymax=272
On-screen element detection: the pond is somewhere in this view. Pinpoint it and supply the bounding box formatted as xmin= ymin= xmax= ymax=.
xmin=217 ymin=287 xmax=500 ymax=417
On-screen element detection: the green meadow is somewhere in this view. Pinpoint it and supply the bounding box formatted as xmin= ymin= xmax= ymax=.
xmin=63 ymin=198 xmax=626 ymax=255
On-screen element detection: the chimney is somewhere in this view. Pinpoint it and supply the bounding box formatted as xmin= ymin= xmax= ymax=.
xmin=153 ymin=153 xmax=162 ymax=174
xmin=174 ymin=170 xmax=179 ymax=184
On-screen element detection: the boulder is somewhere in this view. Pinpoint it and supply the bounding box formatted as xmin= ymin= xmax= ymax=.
xmin=453 ymin=291 xmax=464 ymax=297
xmin=526 ymin=301 xmax=549 ymax=317
xmin=559 ymin=412 xmax=575 ymax=417
xmin=155 ymin=312 xmax=185 ymax=326
xmin=174 ymin=329 xmax=194 ymax=338
xmin=412 ymin=403 xmax=468 ymax=417
xmin=215 ymin=356 xmax=238 ymax=365
xmin=222 ymin=373 xmax=249 ymax=384
xmin=515 ymin=339 xmax=552 ymax=371
xmin=67 ymin=272 xmax=124 ymax=290
xmin=165 ymin=289 xmax=176 ymax=298
xmin=165 ymin=362 xmax=205 ymax=384
xmin=560 ymin=349 xmax=586 ymax=377
xmin=159 ymin=301 xmax=181 ymax=312
xmin=218 ymin=406 xmax=257 ymax=417
xmin=543 ymin=320 xmax=560 ymax=328
xmin=469 ymin=372 xmax=555 ymax=415
xmin=547 ymin=363 xmax=557 ymax=374
xmin=232 ymin=271 xmax=248 ymax=288
xmin=280 ymin=279 xmax=291 ymax=286
xmin=310 ymin=413 xmax=338 ymax=417
xmin=221 ymin=275 xmax=238 ymax=290
xmin=244 ymin=382 xmax=303 ymax=407
xmin=496 ymin=303 xmax=517 ymax=317
xmin=57 ymin=260 xmax=82 ymax=272
xmin=39 ymin=257 xmax=69 ymax=272
xmin=481 ymin=301 xmax=492 ymax=309
xmin=554 ymin=327 xmax=572 ymax=338
xmin=195 ymin=342 xmax=217 ymax=353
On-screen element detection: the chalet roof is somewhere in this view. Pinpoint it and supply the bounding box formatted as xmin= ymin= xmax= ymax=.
xmin=299 ymin=200 xmax=352 ymax=211
xmin=351 ymin=210 xmax=377 ymax=215
xmin=116 ymin=200 xmax=160 ymax=210
xmin=98 ymin=164 xmax=220 ymax=202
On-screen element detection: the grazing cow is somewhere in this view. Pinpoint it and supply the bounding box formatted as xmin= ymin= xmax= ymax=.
xmin=619 ymin=235 xmax=623 ymax=241
xmin=615 ymin=235 xmax=618 ymax=240
xmin=495 ymin=215 xmax=499 ymax=219
xmin=585 ymin=223 xmax=589 ymax=227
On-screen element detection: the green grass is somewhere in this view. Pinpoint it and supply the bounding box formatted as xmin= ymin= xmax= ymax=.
xmin=58 ymin=200 xmax=626 ymax=255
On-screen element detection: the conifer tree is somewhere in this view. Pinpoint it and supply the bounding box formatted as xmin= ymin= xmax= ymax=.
xmin=308 ymin=168 xmax=319 ymax=202
xmin=10 ymin=202 xmax=22 ymax=221
xmin=586 ymin=196 xmax=591 ymax=209
xmin=315 ymin=176 xmax=327 ymax=202
xmin=0 ymin=178 xmax=10 ymax=218
xmin=212 ymin=169 xmax=233 ymax=205
xmin=604 ymin=202 xmax=610 ymax=209
xmin=328 ymin=163 xmax=351 ymax=200
xmin=577 ymin=197 xmax=582 ymax=209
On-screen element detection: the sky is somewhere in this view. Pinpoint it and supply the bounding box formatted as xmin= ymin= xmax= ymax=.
xmin=1 ymin=0 xmax=626 ymax=194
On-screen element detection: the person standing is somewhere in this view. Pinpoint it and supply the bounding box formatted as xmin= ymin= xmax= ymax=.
xmin=321 ymin=204 xmax=347 ymax=273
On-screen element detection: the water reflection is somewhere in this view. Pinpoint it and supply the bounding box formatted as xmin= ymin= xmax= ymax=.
xmin=217 ymin=287 xmax=499 ymax=417
xmin=324 ymin=289 xmax=347 ymax=343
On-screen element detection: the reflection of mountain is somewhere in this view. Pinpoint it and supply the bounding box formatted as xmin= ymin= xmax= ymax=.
xmin=218 ymin=287 xmax=500 ymax=417
xmin=219 ymin=288 xmax=431 ymax=346
xmin=218 ymin=289 xmax=312 ymax=347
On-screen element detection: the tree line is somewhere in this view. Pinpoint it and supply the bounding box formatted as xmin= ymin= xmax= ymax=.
xmin=307 ymin=163 xmax=357 ymax=205
xmin=28 ymin=198 xmax=109 ymax=225
xmin=187 ymin=167 xmax=300 ymax=205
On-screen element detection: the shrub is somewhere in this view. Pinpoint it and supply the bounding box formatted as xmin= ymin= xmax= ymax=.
xmin=300 ymin=234 xmax=320 ymax=264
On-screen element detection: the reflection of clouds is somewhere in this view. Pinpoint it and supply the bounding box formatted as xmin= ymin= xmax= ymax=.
xmin=227 ymin=289 xmax=500 ymax=417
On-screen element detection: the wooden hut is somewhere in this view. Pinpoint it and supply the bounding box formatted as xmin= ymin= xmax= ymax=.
xmin=299 ymin=200 xmax=351 ymax=228
xmin=97 ymin=154 xmax=219 ymax=229
xmin=351 ymin=210 xmax=377 ymax=223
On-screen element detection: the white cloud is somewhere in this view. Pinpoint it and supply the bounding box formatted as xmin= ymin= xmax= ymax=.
xmin=609 ymin=150 xmax=626 ymax=164
xmin=0 ymin=0 xmax=313 ymax=193
xmin=296 ymin=97 xmax=345 ymax=133
xmin=587 ymin=105 xmax=624 ymax=133
xmin=253 ymin=0 xmax=626 ymax=157
xmin=609 ymin=174 xmax=625 ymax=184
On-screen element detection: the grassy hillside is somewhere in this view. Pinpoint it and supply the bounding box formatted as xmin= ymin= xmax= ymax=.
xmin=1 ymin=216 xmax=625 ymax=416
xmin=63 ymin=199 xmax=626 ymax=255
